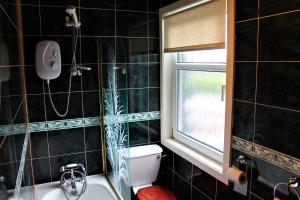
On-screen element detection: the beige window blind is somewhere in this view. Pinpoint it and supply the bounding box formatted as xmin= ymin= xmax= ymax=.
xmin=163 ymin=0 xmax=226 ymax=52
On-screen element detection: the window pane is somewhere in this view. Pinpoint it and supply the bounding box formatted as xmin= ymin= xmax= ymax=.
xmin=177 ymin=70 xmax=226 ymax=152
xmin=177 ymin=49 xmax=226 ymax=63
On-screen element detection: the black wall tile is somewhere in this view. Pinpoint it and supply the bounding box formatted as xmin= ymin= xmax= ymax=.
xmin=48 ymin=128 xmax=85 ymax=156
xmin=86 ymin=150 xmax=102 ymax=175
xmin=234 ymin=62 xmax=256 ymax=101
xmin=22 ymin=5 xmax=40 ymax=35
xmin=116 ymin=37 xmax=148 ymax=63
xmin=81 ymin=64 xmax=99 ymax=91
xmin=85 ymin=126 xmax=101 ymax=151
xmin=174 ymin=153 xmax=192 ymax=182
xmin=30 ymin=132 xmax=49 ymax=158
xmin=128 ymin=88 xmax=148 ymax=113
xmin=129 ymin=121 xmax=149 ymax=146
xmin=232 ymin=100 xmax=254 ymax=141
xmin=116 ymin=0 xmax=147 ymax=11
xmin=174 ymin=173 xmax=191 ymax=200
xmin=255 ymin=105 xmax=300 ymax=158
xmin=259 ymin=0 xmax=300 ymax=17
xmin=149 ymin=120 xmax=160 ymax=143
xmin=32 ymin=158 xmax=51 ymax=184
xmin=127 ymin=63 xmax=148 ymax=88
xmin=257 ymin=62 xmax=300 ymax=110
xmin=83 ymin=91 xmax=100 ymax=117
xmin=235 ymin=0 xmax=258 ymax=22
xmin=149 ymin=88 xmax=160 ymax=111
xmin=149 ymin=63 xmax=160 ymax=87
xmin=27 ymin=94 xmax=46 ymax=122
xmin=80 ymin=0 xmax=114 ymax=9
xmin=259 ymin=12 xmax=300 ymax=61
xmin=235 ymin=20 xmax=258 ymax=61
xmin=116 ymin=11 xmax=147 ymax=37
xmin=192 ymin=165 xmax=216 ymax=199
xmin=80 ymin=8 xmax=115 ymax=36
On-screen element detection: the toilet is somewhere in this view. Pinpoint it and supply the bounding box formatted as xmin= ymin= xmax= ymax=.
xmin=128 ymin=144 xmax=176 ymax=200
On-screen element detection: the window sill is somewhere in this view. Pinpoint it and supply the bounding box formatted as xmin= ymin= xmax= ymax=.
xmin=162 ymin=138 xmax=229 ymax=184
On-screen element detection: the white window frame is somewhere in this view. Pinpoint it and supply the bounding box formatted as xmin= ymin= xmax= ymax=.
xmin=160 ymin=0 xmax=235 ymax=184
xmin=173 ymin=54 xmax=226 ymax=163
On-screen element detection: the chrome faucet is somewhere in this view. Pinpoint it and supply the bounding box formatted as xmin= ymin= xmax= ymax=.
xmin=60 ymin=164 xmax=87 ymax=199
xmin=0 ymin=176 xmax=7 ymax=200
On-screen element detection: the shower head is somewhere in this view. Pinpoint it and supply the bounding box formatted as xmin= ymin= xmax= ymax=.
xmin=65 ymin=5 xmax=81 ymax=28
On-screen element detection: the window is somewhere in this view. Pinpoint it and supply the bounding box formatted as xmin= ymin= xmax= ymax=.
xmin=160 ymin=0 xmax=235 ymax=184
xmin=174 ymin=50 xmax=226 ymax=162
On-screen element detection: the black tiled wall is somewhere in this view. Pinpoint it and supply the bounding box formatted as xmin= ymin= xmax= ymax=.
xmin=0 ymin=0 xmax=164 ymax=189
xmin=156 ymin=0 xmax=300 ymax=200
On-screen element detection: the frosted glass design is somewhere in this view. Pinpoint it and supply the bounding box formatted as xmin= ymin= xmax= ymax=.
xmin=104 ymin=64 xmax=131 ymax=200
xmin=177 ymin=70 xmax=226 ymax=152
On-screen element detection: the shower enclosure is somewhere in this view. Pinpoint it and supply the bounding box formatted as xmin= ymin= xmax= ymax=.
xmin=0 ymin=1 xmax=131 ymax=200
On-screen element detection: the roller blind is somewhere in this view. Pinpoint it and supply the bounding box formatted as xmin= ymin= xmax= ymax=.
xmin=163 ymin=0 xmax=226 ymax=52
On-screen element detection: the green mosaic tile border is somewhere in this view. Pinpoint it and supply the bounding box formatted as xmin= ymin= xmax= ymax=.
xmin=0 ymin=111 xmax=160 ymax=136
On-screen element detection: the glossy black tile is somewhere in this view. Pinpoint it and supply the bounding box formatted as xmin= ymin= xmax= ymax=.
xmin=251 ymin=156 xmax=300 ymax=200
xmin=80 ymin=37 xmax=115 ymax=64
xmin=5 ymin=66 xmax=21 ymax=96
xmin=174 ymin=153 xmax=192 ymax=182
xmin=39 ymin=0 xmax=79 ymax=6
xmin=149 ymin=13 xmax=159 ymax=37
xmin=0 ymin=4 xmax=17 ymax=36
xmin=127 ymin=63 xmax=148 ymax=88
xmin=27 ymin=94 xmax=46 ymax=122
xmin=232 ymin=100 xmax=254 ymax=141
xmin=32 ymin=158 xmax=51 ymax=184
xmin=235 ymin=20 xmax=258 ymax=61
xmin=80 ymin=0 xmax=115 ymax=9
xmin=149 ymin=38 xmax=159 ymax=62
xmin=48 ymin=128 xmax=85 ymax=156
xmin=25 ymin=66 xmax=44 ymax=94
xmin=129 ymin=121 xmax=149 ymax=146
xmin=22 ymin=5 xmax=40 ymax=35
xmin=149 ymin=88 xmax=160 ymax=111
xmin=30 ymin=132 xmax=49 ymax=158
xmin=45 ymin=92 xmax=83 ymax=121
xmin=255 ymin=105 xmax=300 ymax=158
xmin=149 ymin=63 xmax=160 ymax=87
xmin=160 ymin=0 xmax=178 ymax=8
xmin=148 ymin=1 xmax=161 ymax=12
xmin=102 ymin=63 xmax=127 ymax=89
xmin=192 ymin=187 xmax=210 ymax=200
xmin=86 ymin=150 xmax=102 ymax=175
xmin=149 ymin=120 xmax=160 ymax=143
xmin=0 ymin=95 xmax=24 ymax=125
xmin=192 ymin=165 xmax=216 ymax=199
xmin=235 ymin=0 xmax=258 ymax=22
xmin=116 ymin=37 xmax=148 ymax=63
xmin=0 ymin=135 xmax=18 ymax=163
xmin=155 ymin=167 xmax=174 ymax=192
xmin=2 ymin=36 xmax=20 ymax=66
xmin=83 ymin=91 xmax=100 ymax=117
xmin=174 ymin=173 xmax=191 ymax=200
xmin=128 ymin=88 xmax=148 ymax=113
xmin=160 ymin=146 xmax=173 ymax=170
xmin=116 ymin=0 xmax=147 ymax=11
xmin=85 ymin=126 xmax=101 ymax=151
xmin=259 ymin=0 xmax=300 ymax=17
xmin=116 ymin=11 xmax=147 ymax=37
xmin=40 ymin=6 xmax=73 ymax=36
xmin=257 ymin=62 xmax=300 ymax=110
xmin=80 ymin=8 xmax=115 ymax=36
xmin=50 ymin=152 xmax=86 ymax=181
xmin=81 ymin=64 xmax=99 ymax=91
xmin=234 ymin=62 xmax=256 ymax=102
xmin=0 ymin=163 xmax=18 ymax=190
xmin=259 ymin=12 xmax=300 ymax=61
